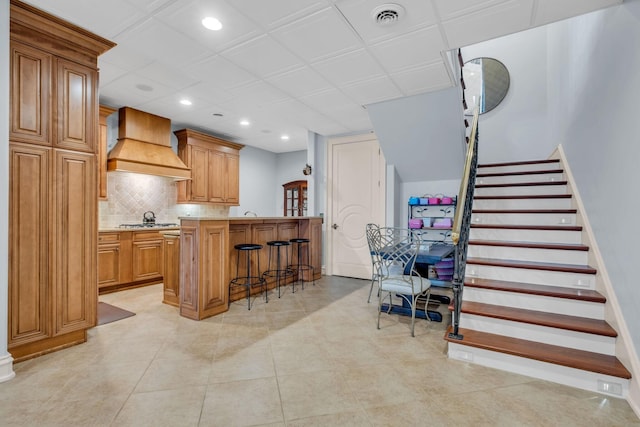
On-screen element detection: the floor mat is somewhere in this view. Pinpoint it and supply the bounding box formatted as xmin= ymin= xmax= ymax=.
xmin=97 ymin=302 xmax=135 ymax=325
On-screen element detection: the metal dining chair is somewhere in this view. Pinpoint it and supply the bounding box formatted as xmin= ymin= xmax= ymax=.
xmin=366 ymin=223 xmax=382 ymax=303
xmin=374 ymin=227 xmax=432 ymax=336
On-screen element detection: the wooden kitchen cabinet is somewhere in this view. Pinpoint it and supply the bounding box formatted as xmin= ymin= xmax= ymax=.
xmin=98 ymin=105 xmax=116 ymax=199
xmin=162 ymin=232 xmax=180 ymax=307
xmin=283 ymin=180 xmax=307 ymax=216
xmin=175 ymin=128 xmax=243 ymax=205
xmin=8 ymin=0 xmax=114 ymax=362
xmin=132 ymin=232 xmax=164 ymax=282
xmin=98 ymin=233 xmax=121 ymax=289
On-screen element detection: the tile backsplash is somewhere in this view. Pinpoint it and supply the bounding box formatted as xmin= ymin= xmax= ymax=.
xmin=99 ymin=172 xmax=227 ymax=228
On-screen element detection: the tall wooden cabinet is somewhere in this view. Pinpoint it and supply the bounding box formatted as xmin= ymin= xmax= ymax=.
xmin=8 ymin=0 xmax=115 ymax=361
xmin=175 ymin=129 xmax=244 ymax=205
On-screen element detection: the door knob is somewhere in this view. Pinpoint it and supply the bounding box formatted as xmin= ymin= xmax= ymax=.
xmin=332 ymin=223 xmax=339 ymax=229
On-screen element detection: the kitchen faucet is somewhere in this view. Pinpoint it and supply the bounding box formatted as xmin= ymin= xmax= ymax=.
xmin=243 ymin=211 xmax=258 ymax=217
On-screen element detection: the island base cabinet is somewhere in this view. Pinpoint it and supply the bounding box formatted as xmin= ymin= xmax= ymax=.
xmin=162 ymin=234 xmax=180 ymax=307
xmin=180 ymin=221 xmax=229 ymax=320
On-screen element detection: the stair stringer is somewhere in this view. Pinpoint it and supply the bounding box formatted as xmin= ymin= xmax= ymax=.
xmin=552 ymin=144 xmax=640 ymax=414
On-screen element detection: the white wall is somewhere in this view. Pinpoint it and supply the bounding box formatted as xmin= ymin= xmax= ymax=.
xmin=462 ymin=24 xmax=552 ymax=164
xmin=229 ymin=145 xmax=278 ymax=217
xmin=545 ymin=0 xmax=640 ymax=358
xmin=0 ymin=0 xmax=15 ymax=382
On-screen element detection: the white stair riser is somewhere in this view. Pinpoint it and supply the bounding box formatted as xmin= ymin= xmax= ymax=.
xmin=469 ymin=227 xmax=582 ymax=244
xmin=472 ymin=212 xmax=576 ymax=226
xmin=447 ymin=342 xmax=629 ymax=397
xmin=477 ymin=162 xmax=561 ymax=174
xmin=465 ymin=264 xmax=595 ymax=288
xmin=459 ymin=314 xmax=615 ymax=355
xmin=472 ymin=198 xmax=572 ymax=210
xmin=468 ymin=245 xmax=588 ymax=265
xmin=463 ymin=286 xmax=604 ymax=319
xmin=476 ymin=172 xmax=564 ymax=185
xmin=475 ymin=185 xmax=567 ymax=196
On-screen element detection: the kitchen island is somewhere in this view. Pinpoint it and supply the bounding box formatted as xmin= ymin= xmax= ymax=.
xmin=179 ymin=217 xmax=323 ymax=320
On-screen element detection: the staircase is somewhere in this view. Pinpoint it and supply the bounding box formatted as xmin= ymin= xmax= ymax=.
xmin=445 ymin=158 xmax=632 ymax=396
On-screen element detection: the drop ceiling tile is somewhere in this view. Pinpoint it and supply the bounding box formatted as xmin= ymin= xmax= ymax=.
xmin=340 ymin=76 xmax=403 ymax=106
xmin=369 ymin=26 xmax=446 ymax=74
xmin=441 ymin=0 xmax=535 ymax=48
xmin=271 ymin=7 xmax=362 ymax=63
xmin=311 ymin=49 xmax=386 ymax=86
xmin=432 ymin=0 xmax=507 ymax=21
xmin=181 ymin=82 xmax=235 ymax=105
xmin=21 ymin=0 xmax=145 ymax=39
xmin=226 ymin=81 xmax=292 ymax=111
xmin=391 ymin=62 xmax=453 ymax=95
xmin=154 ymin=0 xmax=261 ymax=51
xmin=99 ymin=73 xmax=175 ymax=107
xmin=97 ymin=62 xmax=129 ymax=86
xmin=533 ymin=0 xmax=622 ymax=26
xmin=187 ymin=55 xmax=257 ymax=89
xmin=136 ymin=62 xmax=199 ymax=90
xmin=98 ymin=45 xmax=155 ymax=71
xmin=335 ymin=0 xmax=438 ymax=44
xmin=123 ymin=0 xmax=177 ymax=14
xmin=229 ymin=0 xmax=328 ymax=30
xmin=266 ymin=67 xmax=334 ymax=98
xmin=300 ymin=88 xmax=359 ymax=114
xmin=221 ymin=35 xmax=304 ymax=78
xmin=115 ymin=17 xmax=213 ymax=67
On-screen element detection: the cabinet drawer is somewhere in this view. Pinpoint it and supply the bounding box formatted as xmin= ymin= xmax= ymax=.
xmin=133 ymin=230 xmax=163 ymax=241
xmin=99 ymin=232 xmax=120 ymax=243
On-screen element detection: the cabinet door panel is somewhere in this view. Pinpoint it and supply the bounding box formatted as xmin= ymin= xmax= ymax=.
xmin=54 ymin=150 xmax=97 ymax=334
xmin=10 ymin=42 xmax=52 ymax=146
xmin=9 ymin=144 xmax=52 ymax=346
xmin=162 ymin=236 xmax=180 ymax=306
xmin=207 ymin=149 xmax=226 ymax=203
xmin=98 ymin=243 xmax=121 ymax=288
xmin=225 ymin=154 xmax=240 ymax=204
xmin=56 ymin=59 xmax=96 ymax=152
xmin=200 ymin=224 xmax=228 ymax=317
xmin=132 ymin=240 xmax=163 ymax=281
xmin=190 ymin=145 xmax=209 ymax=202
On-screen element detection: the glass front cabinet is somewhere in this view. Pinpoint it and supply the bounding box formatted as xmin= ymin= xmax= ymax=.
xmin=283 ymin=180 xmax=307 ymax=216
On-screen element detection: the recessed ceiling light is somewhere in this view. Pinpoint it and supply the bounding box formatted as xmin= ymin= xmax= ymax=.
xmin=240 ymin=119 xmax=250 ymax=126
xmin=202 ymin=16 xmax=222 ymax=31
xmin=179 ymin=99 xmax=192 ymax=106
xmin=281 ymin=135 xmax=290 ymax=141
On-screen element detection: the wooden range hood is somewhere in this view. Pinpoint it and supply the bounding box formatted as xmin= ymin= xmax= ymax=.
xmin=107 ymin=107 xmax=191 ymax=180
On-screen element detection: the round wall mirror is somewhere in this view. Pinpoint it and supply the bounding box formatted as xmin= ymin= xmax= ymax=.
xmin=463 ymin=57 xmax=510 ymax=114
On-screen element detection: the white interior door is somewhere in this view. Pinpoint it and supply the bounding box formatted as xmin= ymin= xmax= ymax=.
xmin=327 ymin=133 xmax=385 ymax=279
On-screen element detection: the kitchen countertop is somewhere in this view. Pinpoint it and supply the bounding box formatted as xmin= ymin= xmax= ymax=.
xmin=99 ymin=226 xmax=181 ymax=232
xmin=179 ymin=216 xmax=323 ymax=221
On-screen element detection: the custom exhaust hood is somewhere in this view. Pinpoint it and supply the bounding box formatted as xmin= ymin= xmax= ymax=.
xmin=107 ymin=107 xmax=191 ymax=180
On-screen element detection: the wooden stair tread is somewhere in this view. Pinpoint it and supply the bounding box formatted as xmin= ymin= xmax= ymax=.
xmin=469 ymin=240 xmax=589 ymax=251
xmin=461 ymin=301 xmax=617 ymax=337
xmin=445 ymin=326 xmax=631 ymax=379
xmin=464 ymin=277 xmax=606 ymax=303
xmin=478 ymin=159 xmax=560 ymax=168
xmin=476 ymin=181 xmax=567 ymax=188
xmin=467 ymin=257 xmax=597 ymax=274
xmin=473 ymin=208 xmax=577 ymax=214
xmin=474 ymin=194 xmax=572 ymax=200
xmin=477 ymin=169 xmax=564 ymax=178
xmin=471 ymin=224 xmax=582 ymax=231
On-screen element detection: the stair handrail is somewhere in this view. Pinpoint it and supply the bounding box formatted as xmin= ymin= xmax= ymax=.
xmin=448 ymin=105 xmax=480 ymax=340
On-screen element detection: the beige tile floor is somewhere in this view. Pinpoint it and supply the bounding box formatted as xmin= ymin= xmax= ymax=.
xmin=1 ymin=276 xmax=638 ymax=426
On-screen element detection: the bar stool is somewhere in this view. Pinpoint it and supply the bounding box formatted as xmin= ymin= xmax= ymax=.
xmin=289 ymin=238 xmax=315 ymax=291
xmin=229 ymin=243 xmax=266 ymax=310
xmin=262 ymin=240 xmax=295 ymax=299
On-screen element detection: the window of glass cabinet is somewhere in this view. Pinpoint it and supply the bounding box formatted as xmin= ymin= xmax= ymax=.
xmin=283 ymin=180 xmax=307 ymax=216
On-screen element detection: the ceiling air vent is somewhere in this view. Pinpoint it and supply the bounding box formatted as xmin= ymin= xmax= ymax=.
xmin=371 ymin=3 xmax=405 ymax=26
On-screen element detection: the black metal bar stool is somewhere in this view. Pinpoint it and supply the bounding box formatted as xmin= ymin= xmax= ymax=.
xmin=289 ymin=238 xmax=315 ymax=291
xmin=229 ymin=243 xmax=266 ymax=310
xmin=262 ymin=240 xmax=295 ymax=299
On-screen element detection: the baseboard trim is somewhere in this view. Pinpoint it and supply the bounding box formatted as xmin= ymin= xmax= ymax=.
xmin=0 ymin=353 xmax=15 ymax=383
